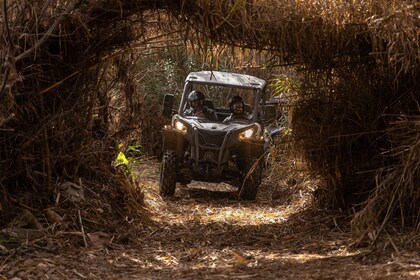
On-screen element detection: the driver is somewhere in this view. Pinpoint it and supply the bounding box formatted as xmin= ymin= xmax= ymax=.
xmin=184 ymin=90 xmax=218 ymax=121
xmin=223 ymin=95 xmax=251 ymax=123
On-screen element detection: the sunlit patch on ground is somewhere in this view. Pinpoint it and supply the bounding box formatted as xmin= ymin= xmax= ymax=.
xmin=141 ymin=179 xmax=297 ymax=226
xmin=125 ymin=160 xmax=420 ymax=279
xmin=2 ymin=159 xmax=418 ymax=279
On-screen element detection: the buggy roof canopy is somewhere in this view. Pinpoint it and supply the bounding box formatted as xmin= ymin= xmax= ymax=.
xmin=186 ymin=71 xmax=266 ymax=90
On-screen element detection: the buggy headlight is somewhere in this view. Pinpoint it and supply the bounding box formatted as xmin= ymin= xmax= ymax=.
xmin=175 ymin=120 xmax=187 ymax=133
xmin=239 ymin=128 xmax=254 ymax=139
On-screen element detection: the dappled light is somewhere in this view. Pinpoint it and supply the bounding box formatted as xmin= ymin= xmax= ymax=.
xmin=2 ymin=159 xmax=419 ymax=278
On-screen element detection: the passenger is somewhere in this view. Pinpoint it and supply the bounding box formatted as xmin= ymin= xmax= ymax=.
xmin=223 ymin=95 xmax=251 ymax=123
xmin=184 ymin=90 xmax=218 ymax=121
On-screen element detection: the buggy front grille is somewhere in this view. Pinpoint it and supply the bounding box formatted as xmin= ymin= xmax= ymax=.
xmin=197 ymin=130 xmax=227 ymax=146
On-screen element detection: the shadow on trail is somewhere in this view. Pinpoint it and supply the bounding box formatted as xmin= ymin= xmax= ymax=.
xmin=174 ymin=181 xmax=280 ymax=207
xmin=104 ymin=207 xmax=416 ymax=279
xmin=180 ymin=187 xmax=239 ymax=200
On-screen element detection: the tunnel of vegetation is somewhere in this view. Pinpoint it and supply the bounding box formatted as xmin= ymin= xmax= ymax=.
xmin=0 ymin=0 xmax=418 ymax=240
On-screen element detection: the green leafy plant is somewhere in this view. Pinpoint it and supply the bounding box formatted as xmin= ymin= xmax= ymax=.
xmin=115 ymin=142 xmax=141 ymax=174
xmin=127 ymin=143 xmax=142 ymax=156
xmin=115 ymin=151 xmax=129 ymax=167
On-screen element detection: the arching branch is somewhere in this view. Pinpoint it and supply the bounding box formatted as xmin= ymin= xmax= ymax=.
xmin=14 ymin=0 xmax=83 ymax=63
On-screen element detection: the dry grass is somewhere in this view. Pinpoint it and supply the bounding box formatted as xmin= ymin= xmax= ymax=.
xmin=170 ymin=0 xmax=419 ymax=76
xmin=351 ymin=111 xmax=420 ymax=242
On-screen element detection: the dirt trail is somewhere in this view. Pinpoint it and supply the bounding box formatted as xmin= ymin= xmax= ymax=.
xmin=1 ymin=161 xmax=419 ymax=279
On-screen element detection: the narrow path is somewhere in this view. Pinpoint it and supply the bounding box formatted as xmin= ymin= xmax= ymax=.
xmin=1 ymin=161 xmax=419 ymax=279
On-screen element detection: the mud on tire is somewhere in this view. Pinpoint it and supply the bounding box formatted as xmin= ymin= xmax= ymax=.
xmin=239 ymin=159 xmax=262 ymax=201
xmin=159 ymin=150 xmax=178 ymax=197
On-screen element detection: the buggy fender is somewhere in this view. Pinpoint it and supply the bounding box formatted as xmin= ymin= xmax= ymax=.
xmin=237 ymin=139 xmax=265 ymax=160
xmin=162 ymin=127 xmax=185 ymax=159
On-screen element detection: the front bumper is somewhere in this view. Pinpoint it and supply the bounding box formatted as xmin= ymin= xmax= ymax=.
xmin=162 ymin=123 xmax=265 ymax=181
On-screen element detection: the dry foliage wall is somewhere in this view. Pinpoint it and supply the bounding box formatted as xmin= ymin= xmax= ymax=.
xmin=0 ymin=0 xmax=166 ymax=222
xmin=0 ymin=0 xmax=419 ymax=238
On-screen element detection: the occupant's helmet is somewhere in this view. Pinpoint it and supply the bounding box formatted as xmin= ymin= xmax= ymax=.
xmin=229 ymin=95 xmax=245 ymax=114
xmin=188 ymin=90 xmax=205 ymax=110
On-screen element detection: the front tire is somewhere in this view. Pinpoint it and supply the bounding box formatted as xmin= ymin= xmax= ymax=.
xmin=159 ymin=150 xmax=178 ymax=197
xmin=239 ymin=159 xmax=262 ymax=201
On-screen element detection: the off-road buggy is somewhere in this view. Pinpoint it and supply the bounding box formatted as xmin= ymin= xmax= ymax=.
xmin=160 ymin=71 xmax=275 ymax=200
